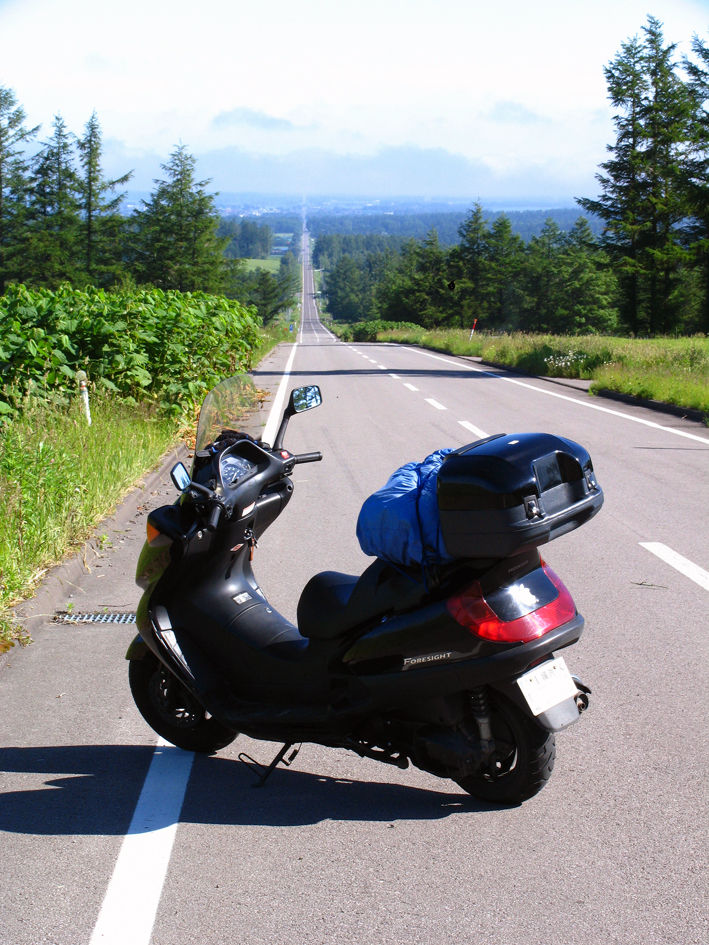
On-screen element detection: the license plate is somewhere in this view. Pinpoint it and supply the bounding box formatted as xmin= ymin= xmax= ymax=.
xmin=517 ymin=657 xmax=577 ymax=716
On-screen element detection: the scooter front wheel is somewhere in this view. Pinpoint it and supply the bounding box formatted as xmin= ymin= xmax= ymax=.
xmin=129 ymin=653 xmax=238 ymax=754
xmin=456 ymin=693 xmax=555 ymax=805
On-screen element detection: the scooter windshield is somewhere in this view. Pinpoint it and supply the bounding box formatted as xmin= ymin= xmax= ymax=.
xmin=194 ymin=374 xmax=259 ymax=457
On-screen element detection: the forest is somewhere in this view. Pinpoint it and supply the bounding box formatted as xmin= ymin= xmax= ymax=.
xmin=318 ymin=19 xmax=708 ymax=338
xmin=0 ymin=103 xmax=300 ymax=321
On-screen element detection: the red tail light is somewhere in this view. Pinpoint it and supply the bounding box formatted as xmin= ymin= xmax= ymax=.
xmin=446 ymin=564 xmax=576 ymax=643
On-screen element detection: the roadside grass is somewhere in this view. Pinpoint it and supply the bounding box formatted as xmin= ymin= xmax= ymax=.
xmin=368 ymin=327 xmax=709 ymax=416
xmin=0 ymin=311 xmax=299 ymax=653
xmin=251 ymin=311 xmax=298 ymax=361
xmin=0 ymin=398 xmax=179 ymax=651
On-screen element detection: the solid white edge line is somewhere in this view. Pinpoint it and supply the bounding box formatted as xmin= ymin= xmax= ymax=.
xmin=261 ymin=343 xmax=299 ymax=446
xmin=92 ymin=298 xmax=306 ymax=943
xmin=459 ymin=420 xmax=489 ymax=439
xmin=89 ymin=739 xmax=195 ymax=945
xmin=404 ymin=346 xmax=709 ymax=445
xmin=639 ymin=543 xmax=709 ymax=591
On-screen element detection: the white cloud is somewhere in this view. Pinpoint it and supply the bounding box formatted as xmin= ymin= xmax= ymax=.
xmin=0 ymin=0 xmax=706 ymax=199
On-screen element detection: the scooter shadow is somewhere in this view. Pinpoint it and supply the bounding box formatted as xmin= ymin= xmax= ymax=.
xmin=0 ymin=744 xmax=495 ymax=837
xmin=184 ymin=751 xmax=489 ymax=826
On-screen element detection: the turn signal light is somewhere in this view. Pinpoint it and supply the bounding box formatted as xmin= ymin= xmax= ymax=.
xmin=146 ymin=520 xmax=172 ymax=547
xmin=446 ymin=565 xmax=576 ymax=643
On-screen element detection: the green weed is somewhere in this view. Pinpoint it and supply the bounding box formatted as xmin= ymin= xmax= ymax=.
xmin=0 ymin=397 xmax=178 ymax=651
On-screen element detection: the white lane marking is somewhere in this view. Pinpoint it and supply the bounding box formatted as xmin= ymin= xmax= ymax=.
xmin=92 ymin=339 xmax=301 ymax=940
xmin=389 ymin=373 xmax=400 ymax=379
xmin=89 ymin=739 xmax=194 ymax=945
xmin=640 ymin=543 xmax=709 ymax=591
xmin=459 ymin=420 xmax=489 ymax=439
xmin=261 ymin=343 xmax=299 ymax=445
xmin=405 ymin=346 xmax=709 ymax=445
xmin=426 ymin=398 xmax=447 ymax=410
xmin=404 ymin=383 xmax=419 ymax=392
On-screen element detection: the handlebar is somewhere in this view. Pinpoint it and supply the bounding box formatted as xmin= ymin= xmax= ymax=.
xmin=293 ymin=451 xmax=323 ymax=464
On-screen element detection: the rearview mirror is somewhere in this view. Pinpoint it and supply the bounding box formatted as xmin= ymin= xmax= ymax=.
xmin=290 ymin=385 xmax=322 ymax=414
xmin=171 ymin=462 xmax=191 ymax=492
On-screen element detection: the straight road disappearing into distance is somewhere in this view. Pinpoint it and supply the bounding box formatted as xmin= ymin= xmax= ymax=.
xmin=0 ymin=230 xmax=707 ymax=945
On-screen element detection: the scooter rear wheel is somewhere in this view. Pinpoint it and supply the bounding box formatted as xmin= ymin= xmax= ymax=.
xmin=129 ymin=653 xmax=238 ymax=754
xmin=456 ymin=693 xmax=555 ymax=805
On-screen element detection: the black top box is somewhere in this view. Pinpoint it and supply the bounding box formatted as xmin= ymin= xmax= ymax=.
xmin=437 ymin=433 xmax=603 ymax=559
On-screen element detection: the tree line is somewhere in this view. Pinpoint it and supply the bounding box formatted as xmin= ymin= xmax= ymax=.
xmin=308 ymin=208 xmax=604 ymax=245
xmin=317 ymin=214 xmax=619 ymax=334
xmin=319 ymin=18 xmax=708 ymax=337
xmin=0 ymin=93 xmax=299 ymax=322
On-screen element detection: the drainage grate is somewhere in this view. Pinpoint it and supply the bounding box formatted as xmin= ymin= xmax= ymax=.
xmin=54 ymin=612 xmax=137 ymax=625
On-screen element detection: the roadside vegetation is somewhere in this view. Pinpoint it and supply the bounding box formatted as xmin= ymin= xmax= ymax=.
xmin=333 ymin=326 xmax=708 ymax=415
xmin=0 ymin=284 xmax=285 ymax=652
xmin=318 ymin=20 xmax=708 ymax=418
xmin=0 ymin=93 xmax=302 ymax=651
xmin=0 ymin=399 xmax=178 ymax=651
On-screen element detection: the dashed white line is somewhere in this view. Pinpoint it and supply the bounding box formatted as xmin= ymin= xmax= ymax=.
xmin=640 ymin=543 xmax=709 ymax=591
xmin=459 ymin=420 xmax=489 ymax=439
xmin=426 ymin=398 xmax=446 ymax=410
xmin=405 ymin=346 xmax=709 ymax=445
xmin=404 ymin=383 xmax=419 ymax=392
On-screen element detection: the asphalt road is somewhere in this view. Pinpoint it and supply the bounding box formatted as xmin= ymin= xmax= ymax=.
xmin=1 ymin=237 xmax=707 ymax=945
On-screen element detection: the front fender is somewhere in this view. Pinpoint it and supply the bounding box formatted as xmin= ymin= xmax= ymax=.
xmin=125 ymin=633 xmax=149 ymax=661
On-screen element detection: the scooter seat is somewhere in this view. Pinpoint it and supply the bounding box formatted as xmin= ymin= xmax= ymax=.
xmin=297 ymin=558 xmax=426 ymax=640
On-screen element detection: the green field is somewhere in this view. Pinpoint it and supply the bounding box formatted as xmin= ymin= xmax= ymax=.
xmin=240 ymin=257 xmax=282 ymax=274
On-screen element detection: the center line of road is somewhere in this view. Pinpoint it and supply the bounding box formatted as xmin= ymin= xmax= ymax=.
xmin=640 ymin=542 xmax=709 ymax=591
xmin=426 ymin=398 xmax=446 ymax=410
xmin=406 ymin=346 xmax=709 ymax=445
xmin=404 ymin=382 xmax=419 ymax=391
xmin=459 ymin=420 xmax=489 ymax=439
xmin=89 ymin=739 xmax=194 ymax=945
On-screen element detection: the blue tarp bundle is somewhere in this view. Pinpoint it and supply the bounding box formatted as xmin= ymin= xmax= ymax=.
xmin=356 ymin=448 xmax=454 ymax=569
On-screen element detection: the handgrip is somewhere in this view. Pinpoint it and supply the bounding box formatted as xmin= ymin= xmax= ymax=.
xmin=207 ymin=503 xmax=222 ymax=531
xmin=293 ymin=451 xmax=323 ymax=464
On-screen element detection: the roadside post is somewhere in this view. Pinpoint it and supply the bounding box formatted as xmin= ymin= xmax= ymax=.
xmin=76 ymin=370 xmax=92 ymax=426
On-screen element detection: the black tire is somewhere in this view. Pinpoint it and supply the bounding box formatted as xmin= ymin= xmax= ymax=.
xmin=456 ymin=693 xmax=555 ymax=805
xmin=128 ymin=653 xmax=238 ymax=754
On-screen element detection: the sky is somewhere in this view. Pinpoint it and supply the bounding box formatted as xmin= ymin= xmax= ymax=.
xmin=0 ymin=0 xmax=707 ymax=206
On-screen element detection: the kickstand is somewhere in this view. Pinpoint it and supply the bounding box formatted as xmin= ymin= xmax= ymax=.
xmin=238 ymin=742 xmax=301 ymax=787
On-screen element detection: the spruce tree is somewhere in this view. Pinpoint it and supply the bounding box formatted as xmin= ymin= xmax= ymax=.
xmin=484 ymin=215 xmax=526 ymax=330
xmin=682 ymin=35 xmax=709 ymax=332
xmin=579 ymin=17 xmax=698 ymax=334
xmin=77 ymin=111 xmax=132 ymax=286
xmin=578 ymin=34 xmax=648 ymax=333
xmin=25 ymin=114 xmax=82 ymax=286
xmin=132 ymin=144 xmax=227 ymax=292
xmin=0 ymin=87 xmax=39 ymax=291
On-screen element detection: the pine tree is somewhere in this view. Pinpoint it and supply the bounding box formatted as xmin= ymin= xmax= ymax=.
xmin=0 ymin=87 xmax=39 ymax=291
xmin=682 ymin=35 xmax=709 ymax=331
xmin=578 ymin=34 xmax=648 ymax=333
xmin=484 ymin=215 xmax=526 ymax=330
xmin=24 ymin=114 xmax=82 ymax=286
xmin=579 ymin=17 xmax=697 ymax=334
xmin=77 ymin=111 xmax=132 ymax=286
xmin=451 ymin=203 xmax=489 ymax=327
xmin=132 ymin=144 xmax=227 ymax=292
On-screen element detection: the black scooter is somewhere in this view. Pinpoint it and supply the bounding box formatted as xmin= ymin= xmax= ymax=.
xmin=127 ymin=375 xmax=602 ymax=804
